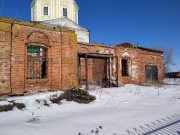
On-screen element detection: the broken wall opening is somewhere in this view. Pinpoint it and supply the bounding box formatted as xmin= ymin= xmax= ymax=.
xmin=78 ymin=53 xmax=119 ymax=90
xmin=145 ymin=65 xmax=158 ymax=83
xmin=27 ymin=46 xmax=47 ymax=79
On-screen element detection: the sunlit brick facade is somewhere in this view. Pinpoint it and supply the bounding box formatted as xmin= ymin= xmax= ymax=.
xmin=0 ymin=17 xmax=164 ymax=95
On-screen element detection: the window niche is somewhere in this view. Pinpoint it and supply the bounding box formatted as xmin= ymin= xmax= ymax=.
xmin=121 ymin=59 xmax=129 ymax=76
xmin=27 ymin=46 xmax=47 ymax=80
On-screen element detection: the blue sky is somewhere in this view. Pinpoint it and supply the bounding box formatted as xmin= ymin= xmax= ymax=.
xmin=0 ymin=0 xmax=180 ymax=71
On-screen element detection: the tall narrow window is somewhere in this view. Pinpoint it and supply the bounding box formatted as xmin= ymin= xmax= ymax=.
xmin=121 ymin=59 xmax=129 ymax=76
xmin=43 ymin=7 xmax=48 ymax=16
xmin=75 ymin=13 xmax=77 ymax=23
xmin=63 ymin=8 xmax=68 ymax=17
xmin=27 ymin=46 xmax=47 ymax=79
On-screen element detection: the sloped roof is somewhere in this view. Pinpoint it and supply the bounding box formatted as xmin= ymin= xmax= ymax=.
xmin=41 ymin=17 xmax=89 ymax=32
xmin=116 ymin=42 xmax=163 ymax=53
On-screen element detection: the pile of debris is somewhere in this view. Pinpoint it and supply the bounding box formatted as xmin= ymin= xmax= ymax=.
xmin=50 ymin=88 xmax=96 ymax=104
xmin=0 ymin=100 xmax=25 ymax=112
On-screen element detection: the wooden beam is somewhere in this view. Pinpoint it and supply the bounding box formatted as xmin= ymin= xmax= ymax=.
xmin=116 ymin=56 xmax=119 ymax=88
xmin=78 ymin=57 xmax=81 ymax=85
xmin=108 ymin=58 xmax=111 ymax=87
xmin=85 ymin=54 xmax=88 ymax=90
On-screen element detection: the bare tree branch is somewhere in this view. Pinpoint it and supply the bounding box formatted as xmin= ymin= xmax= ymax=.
xmin=152 ymin=46 xmax=174 ymax=73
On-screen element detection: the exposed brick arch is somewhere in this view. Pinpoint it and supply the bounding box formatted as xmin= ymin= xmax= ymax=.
xmin=146 ymin=63 xmax=157 ymax=66
xmin=150 ymin=56 xmax=155 ymax=62
xmin=122 ymin=51 xmax=131 ymax=58
xmin=78 ymin=47 xmax=90 ymax=53
xmin=103 ymin=49 xmax=111 ymax=54
xmin=27 ymin=31 xmax=49 ymax=45
xmin=121 ymin=56 xmax=132 ymax=61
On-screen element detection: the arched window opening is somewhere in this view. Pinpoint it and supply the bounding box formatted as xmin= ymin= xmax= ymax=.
xmin=121 ymin=59 xmax=129 ymax=76
xmin=27 ymin=46 xmax=47 ymax=79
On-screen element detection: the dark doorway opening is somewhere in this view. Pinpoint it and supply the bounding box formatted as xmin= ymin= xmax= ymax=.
xmin=145 ymin=65 xmax=158 ymax=83
xmin=121 ymin=59 xmax=129 ymax=76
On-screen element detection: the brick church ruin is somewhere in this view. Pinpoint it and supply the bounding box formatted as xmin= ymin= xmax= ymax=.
xmin=0 ymin=0 xmax=164 ymax=95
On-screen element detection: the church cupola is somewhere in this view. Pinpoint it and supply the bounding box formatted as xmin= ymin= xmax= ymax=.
xmin=30 ymin=0 xmax=79 ymax=24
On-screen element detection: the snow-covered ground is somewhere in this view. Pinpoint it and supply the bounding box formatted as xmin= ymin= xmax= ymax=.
xmin=0 ymin=84 xmax=180 ymax=135
xmin=164 ymin=78 xmax=180 ymax=85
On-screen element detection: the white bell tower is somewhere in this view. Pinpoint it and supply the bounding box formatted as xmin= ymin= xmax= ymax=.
xmin=30 ymin=0 xmax=90 ymax=43
xmin=30 ymin=0 xmax=79 ymax=24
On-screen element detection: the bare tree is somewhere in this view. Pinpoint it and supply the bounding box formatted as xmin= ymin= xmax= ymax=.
xmin=152 ymin=46 xmax=174 ymax=73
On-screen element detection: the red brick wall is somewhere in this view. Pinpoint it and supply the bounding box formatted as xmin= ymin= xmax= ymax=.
xmin=61 ymin=30 xmax=78 ymax=89
xmin=78 ymin=43 xmax=164 ymax=85
xmin=92 ymin=59 xmax=107 ymax=83
xmin=78 ymin=43 xmax=116 ymax=85
xmin=10 ymin=24 xmax=62 ymax=93
xmin=0 ymin=18 xmax=78 ymax=95
xmin=115 ymin=46 xmax=164 ymax=84
xmin=0 ymin=22 xmax=11 ymax=94
xmin=79 ymin=58 xmax=107 ymax=86
xmin=0 ymin=17 xmax=164 ymax=95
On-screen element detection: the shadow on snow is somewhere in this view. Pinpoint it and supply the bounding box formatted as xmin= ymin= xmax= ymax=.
xmin=125 ymin=114 xmax=180 ymax=135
